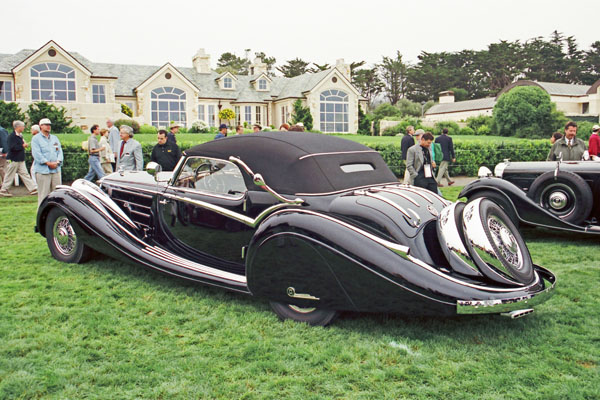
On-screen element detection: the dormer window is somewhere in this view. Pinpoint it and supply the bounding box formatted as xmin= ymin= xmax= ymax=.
xmin=224 ymin=77 xmax=233 ymax=89
xmin=258 ymin=79 xmax=267 ymax=90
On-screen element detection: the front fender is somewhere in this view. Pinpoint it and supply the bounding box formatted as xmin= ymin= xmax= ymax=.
xmin=460 ymin=177 xmax=590 ymax=232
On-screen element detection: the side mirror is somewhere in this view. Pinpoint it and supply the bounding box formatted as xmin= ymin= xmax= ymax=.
xmin=146 ymin=161 xmax=162 ymax=179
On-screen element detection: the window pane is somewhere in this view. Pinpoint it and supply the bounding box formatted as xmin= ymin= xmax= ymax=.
xmin=47 ymin=63 xmax=58 ymax=70
xmin=32 ymin=91 xmax=40 ymax=100
xmin=58 ymin=64 xmax=72 ymax=73
xmin=31 ymin=80 xmax=39 ymax=89
xmin=335 ymin=123 xmax=343 ymax=132
xmin=41 ymin=91 xmax=53 ymax=100
xmin=159 ymin=112 xmax=168 ymax=121
xmin=159 ymin=101 xmax=168 ymax=110
xmin=68 ymin=81 xmax=75 ymax=90
xmin=41 ymin=80 xmax=53 ymax=90
xmin=55 ymin=80 xmax=66 ymax=90
xmin=54 ymin=91 xmax=67 ymax=101
xmin=68 ymin=91 xmax=76 ymax=101
xmin=41 ymin=71 xmax=65 ymax=78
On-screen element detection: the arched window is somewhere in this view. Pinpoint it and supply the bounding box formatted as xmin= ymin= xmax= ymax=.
xmin=224 ymin=77 xmax=233 ymax=89
xmin=320 ymin=89 xmax=348 ymax=132
xmin=30 ymin=63 xmax=76 ymax=102
xmin=151 ymin=87 xmax=187 ymax=128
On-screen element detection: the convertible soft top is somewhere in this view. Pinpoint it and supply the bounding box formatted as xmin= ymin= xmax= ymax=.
xmin=185 ymin=132 xmax=398 ymax=194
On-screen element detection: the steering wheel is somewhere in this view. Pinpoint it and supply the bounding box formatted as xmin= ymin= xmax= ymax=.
xmin=194 ymin=163 xmax=226 ymax=193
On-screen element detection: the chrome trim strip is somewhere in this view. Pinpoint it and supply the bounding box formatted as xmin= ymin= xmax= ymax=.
xmin=143 ymin=246 xmax=246 ymax=284
xmin=168 ymin=186 xmax=246 ymax=201
xmin=228 ymin=156 xmax=255 ymax=176
xmin=386 ymin=185 xmax=434 ymax=204
xmin=102 ymin=183 xmax=163 ymax=196
xmin=388 ymin=183 xmax=451 ymax=206
xmin=112 ymin=188 xmax=154 ymax=199
xmin=66 ymin=181 xmax=138 ymax=230
xmin=295 ymin=181 xmax=400 ymax=197
xmin=354 ymin=189 xmax=411 ymax=218
xmin=298 ymin=150 xmax=378 ymax=160
xmin=162 ymin=192 xmax=292 ymax=228
xmin=408 ymin=254 xmax=541 ymax=293
xmin=457 ymin=275 xmax=555 ymax=314
xmin=372 ymin=188 xmax=421 ymax=207
xmin=268 ymin=208 xmax=409 ymax=256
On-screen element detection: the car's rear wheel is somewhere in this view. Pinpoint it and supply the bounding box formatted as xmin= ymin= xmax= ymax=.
xmin=269 ymin=301 xmax=338 ymax=326
xmin=527 ymin=171 xmax=593 ymax=225
xmin=45 ymin=207 xmax=91 ymax=263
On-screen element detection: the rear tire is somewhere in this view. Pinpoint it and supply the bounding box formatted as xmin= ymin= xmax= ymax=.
xmin=45 ymin=208 xmax=91 ymax=263
xmin=269 ymin=301 xmax=338 ymax=326
xmin=468 ymin=190 xmax=519 ymax=227
xmin=527 ymin=171 xmax=592 ymax=225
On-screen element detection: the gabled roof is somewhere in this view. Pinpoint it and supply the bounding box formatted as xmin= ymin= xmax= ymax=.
xmin=497 ymin=80 xmax=591 ymax=97
xmin=249 ymin=72 xmax=272 ymax=84
xmin=135 ymin=62 xmax=199 ymax=92
xmin=11 ymin=40 xmax=93 ymax=76
xmin=425 ymin=97 xmax=496 ymax=115
xmin=216 ymin=71 xmax=238 ymax=81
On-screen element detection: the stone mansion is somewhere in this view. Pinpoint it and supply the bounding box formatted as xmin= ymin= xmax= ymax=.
xmin=0 ymin=40 xmax=366 ymax=133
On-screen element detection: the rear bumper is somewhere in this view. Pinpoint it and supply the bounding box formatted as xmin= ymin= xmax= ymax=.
xmin=456 ymin=265 xmax=556 ymax=314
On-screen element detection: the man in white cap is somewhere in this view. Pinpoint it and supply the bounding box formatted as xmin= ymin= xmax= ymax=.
xmin=31 ymin=118 xmax=63 ymax=205
xmin=588 ymin=124 xmax=600 ymax=158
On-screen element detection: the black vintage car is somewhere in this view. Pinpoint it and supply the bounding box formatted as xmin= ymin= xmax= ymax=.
xmin=36 ymin=132 xmax=555 ymax=325
xmin=462 ymin=160 xmax=600 ymax=234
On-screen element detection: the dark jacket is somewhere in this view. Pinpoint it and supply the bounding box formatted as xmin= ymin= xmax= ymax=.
xmin=0 ymin=126 xmax=8 ymax=154
xmin=151 ymin=141 xmax=182 ymax=171
xmin=167 ymin=132 xmax=177 ymax=144
xmin=7 ymin=131 xmax=25 ymax=162
xmin=435 ymin=134 xmax=455 ymax=161
xmin=400 ymin=134 xmax=415 ymax=160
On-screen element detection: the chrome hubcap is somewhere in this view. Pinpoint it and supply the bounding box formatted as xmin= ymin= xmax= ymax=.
xmin=488 ymin=215 xmax=522 ymax=270
xmin=548 ymin=191 xmax=568 ymax=210
xmin=52 ymin=216 xmax=77 ymax=256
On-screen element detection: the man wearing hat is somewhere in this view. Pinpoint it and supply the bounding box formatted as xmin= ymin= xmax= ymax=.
xmin=116 ymin=125 xmax=143 ymax=171
xmin=168 ymin=123 xmax=181 ymax=144
xmin=31 ymin=118 xmax=63 ymax=205
xmin=214 ymin=124 xmax=228 ymax=140
xmin=588 ymin=124 xmax=600 ymax=158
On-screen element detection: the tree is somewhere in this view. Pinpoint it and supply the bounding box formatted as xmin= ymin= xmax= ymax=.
xmin=352 ymin=68 xmax=384 ymax=109
xmin=290 ymin=99 xmax=313 ymax=130
xmin=216 ymin=52 xmax=249 ymax=75
xmin=357 ymin=105 xmax=371 ymax=135
xmin=277 ymin=58 xmax=310 ymax=77
xmin=447 ymin=88 xmax=469 ymax=102
xmin=493 ymin=86 xmax=565 ymax=138
xmin=0 ymin=101 xmax=26 ymax=130
xmin=349 ymin=61 xmax=366 ymax=81
xmin=379 ymin=51 xmax=408 ymax=105
xmin=27 ymin=102 xmax=74 ymax=133
xmin=582 ymin=41 xmax=600 ymax=84
xmin=308 ymin=63 xmax=330 ymax=73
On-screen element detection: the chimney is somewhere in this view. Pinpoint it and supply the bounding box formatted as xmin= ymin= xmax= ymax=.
xmin=335 ymin=58 xmax=350 ymax=81
xmin=249 ymin=57 xmax=267 ymax=76
xmin=438 ymin=90 xmax=455 ymax=104
xmin=192 ymin=48 xmax=211 ymax=74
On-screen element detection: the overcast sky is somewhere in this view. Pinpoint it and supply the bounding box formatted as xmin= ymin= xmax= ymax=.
xmin=3 ymin=0 xmax=598 ymax=71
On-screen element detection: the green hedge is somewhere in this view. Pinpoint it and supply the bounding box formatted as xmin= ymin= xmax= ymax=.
xmin=23 ymin=141 xmax=552 ymax=183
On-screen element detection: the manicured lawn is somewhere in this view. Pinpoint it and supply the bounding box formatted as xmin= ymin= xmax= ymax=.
xmin=0 ymin=191 xmax=598 ymax=399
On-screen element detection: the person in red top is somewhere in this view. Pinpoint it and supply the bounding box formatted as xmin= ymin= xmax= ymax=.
xmin=588 ymin=124 xmax=600 ymax=158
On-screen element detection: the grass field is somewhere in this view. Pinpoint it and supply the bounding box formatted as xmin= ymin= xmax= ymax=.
xmin=21 ymin=132 xmax=548 ymax=148
xmin=0 ymin=189 xmax=598 ymax=399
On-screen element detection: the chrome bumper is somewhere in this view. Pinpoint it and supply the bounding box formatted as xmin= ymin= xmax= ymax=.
xmin=456 ymin=266 xmax=556 ymax=315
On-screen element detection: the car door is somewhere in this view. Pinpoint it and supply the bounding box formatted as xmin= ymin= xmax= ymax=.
xmin=157 ymin=156 xmax=254 ymax=267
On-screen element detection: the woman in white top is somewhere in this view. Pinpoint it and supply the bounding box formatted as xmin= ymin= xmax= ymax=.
xmin=99 ymin=128 xmax=114 ymax=174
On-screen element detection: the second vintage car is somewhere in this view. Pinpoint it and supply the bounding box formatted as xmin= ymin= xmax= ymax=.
xmin=35 ymin=132 xmax=555 ymax=325
xmin=462 ymin=159 xmax=600 ymax=234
